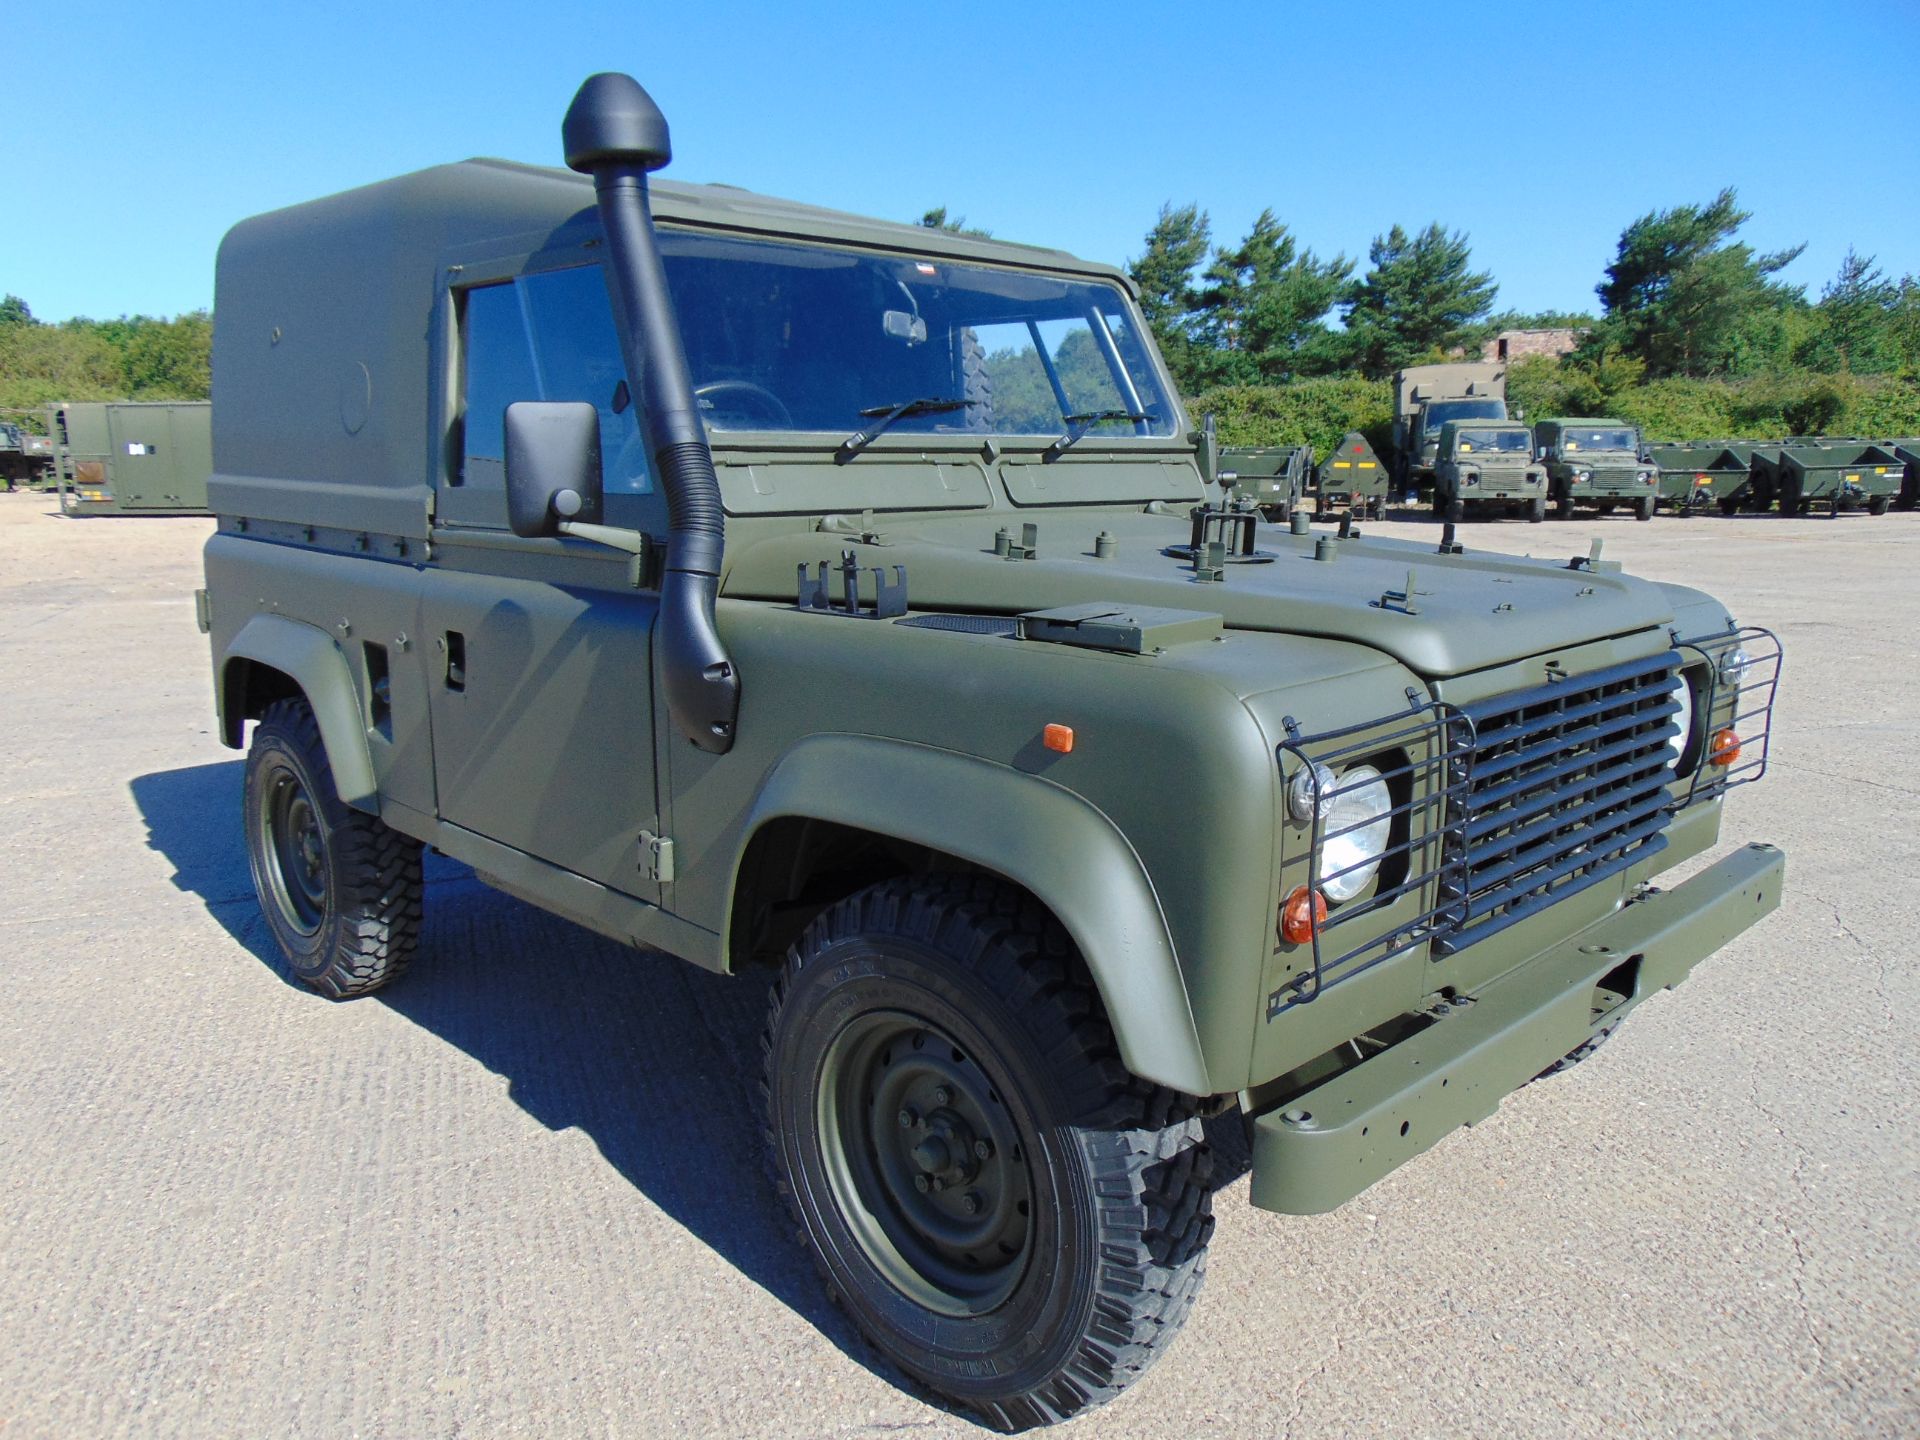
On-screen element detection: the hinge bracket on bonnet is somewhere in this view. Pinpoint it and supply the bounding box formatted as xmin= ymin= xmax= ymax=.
xmin=797 ymin=550 xmax=908 ymax=619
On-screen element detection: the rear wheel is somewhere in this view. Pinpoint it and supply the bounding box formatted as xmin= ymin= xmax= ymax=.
xmin=1868 ymin=495 xmax=1890 ymax=516
xmin=244 ymin=698 xmax=424 ymax=997
xmin=762 ymin=876 xmax=1213 ymax=1430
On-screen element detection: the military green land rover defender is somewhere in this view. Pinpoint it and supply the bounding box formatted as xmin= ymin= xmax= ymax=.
xmin=1534 ymin=417 xmax=1661 ymax=521
xmin=199 ymin=74 xmax=1786 ymax=1430
xmin=1431 ymin=419 xmax=1548 ymax=522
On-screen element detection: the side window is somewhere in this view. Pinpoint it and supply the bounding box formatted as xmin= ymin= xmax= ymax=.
xmin=459 ymin=282 xmax=538 ymax=492
xmin=456 ymin=265 xmax=650 ymax=522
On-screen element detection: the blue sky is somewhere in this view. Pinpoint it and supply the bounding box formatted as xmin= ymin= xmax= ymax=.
xmin=8 ymin=0 xmax=1916 ymax=324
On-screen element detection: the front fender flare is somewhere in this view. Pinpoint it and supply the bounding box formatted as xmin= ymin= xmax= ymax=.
xmin=221 ymin=613 xmax=378 ymax=812
xmin=732 ymin=734 xmax=1210 ymax=1096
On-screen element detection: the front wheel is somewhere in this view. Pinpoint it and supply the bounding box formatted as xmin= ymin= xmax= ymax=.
xmin=1635 ymin=494 xmax=1656 ymax=521
xmin=244 ymin=698 xmax=424 ymax=996
xmin=762 ymin=876 xmax=1214 ymax=1430
xmin=1527 ymin=496 xmax=1546 ymax=523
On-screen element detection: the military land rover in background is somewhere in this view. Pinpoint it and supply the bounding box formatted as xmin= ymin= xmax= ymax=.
xmin=1431 ymin=419 xmax=1547 ymax=522
xmin=1533 ymin=417 xmax=1660 ymax=521
xmin=1391 ymin=361 xmax=1507 ymax=497
xmin=198 ymin=72 xmax=1786 ymax=1429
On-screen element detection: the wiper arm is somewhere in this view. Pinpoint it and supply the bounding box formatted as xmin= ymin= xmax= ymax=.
xmin=1045 ymin=409 xmax=1155 ymax=462
xmin=837 ymin=396 xmax=976 ymax=461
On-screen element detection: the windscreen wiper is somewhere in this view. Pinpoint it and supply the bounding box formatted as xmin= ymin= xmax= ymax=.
xmin=1045 ymin=409 xmax=1155 ymax=461
xmin=837 ymin=396 xmax=977 ymax=462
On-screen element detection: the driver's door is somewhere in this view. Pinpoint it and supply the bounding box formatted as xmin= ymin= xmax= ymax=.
xmin=424 ymin=262 xmax=666 ymax=903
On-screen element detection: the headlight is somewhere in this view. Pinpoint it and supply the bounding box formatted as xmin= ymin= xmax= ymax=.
xmin=1290 ymin=763 xmax=1392 ymax=903
xmin=1669 ymin=674 xmax=1696 ymax=767
xmin=1573 ymin=468 xmax=1592 ymax=481
xmin=1638 ymin=470 xmax=1656 ymax=484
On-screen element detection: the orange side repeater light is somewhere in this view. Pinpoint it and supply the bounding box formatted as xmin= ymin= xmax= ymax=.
xmin=1042 ymin=723 xmax=1074 ymax=754
xmin=1280 ymin=886 xmax=1328 ymax=944
xmin=1709 ymin=728 xmax=1742 ymax=766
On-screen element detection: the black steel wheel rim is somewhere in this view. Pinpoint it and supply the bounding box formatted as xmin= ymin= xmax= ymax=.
xmin=816 ymin=1009 xmax=1034 ymax=1317
xmin=258 ymin=763 xmax=327 ymax=936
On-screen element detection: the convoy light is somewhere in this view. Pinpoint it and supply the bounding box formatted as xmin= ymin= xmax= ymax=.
xmin=1280 ymin=885 xmax=1327 ymax=944
xmin=1717 ymin=644 xmax=1751 ymax=687
xmin=1710 ymin=728 xmax=1742 ymax=766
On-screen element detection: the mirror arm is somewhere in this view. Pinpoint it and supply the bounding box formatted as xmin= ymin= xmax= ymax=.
xmin=557 ymin=519 xmax=651 ymax=555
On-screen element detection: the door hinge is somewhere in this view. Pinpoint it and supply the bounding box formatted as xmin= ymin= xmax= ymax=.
xmin=638 ymin=830 xmax=675 ymax=883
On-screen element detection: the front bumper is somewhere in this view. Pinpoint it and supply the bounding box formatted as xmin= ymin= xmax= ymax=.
xmin=1248 ymin=841 xmax=1784 ymax=1214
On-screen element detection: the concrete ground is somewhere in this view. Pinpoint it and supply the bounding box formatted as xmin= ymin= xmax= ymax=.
xmin=0 ymin=492 xmax=1914 ymax=1439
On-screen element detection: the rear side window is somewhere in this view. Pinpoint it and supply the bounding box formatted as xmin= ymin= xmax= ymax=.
xmin=458 ymin=265 xmax=650 ymax=501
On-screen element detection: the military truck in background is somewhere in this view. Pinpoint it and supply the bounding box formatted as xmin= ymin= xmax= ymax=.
xmin=0 ymin=419 xmax=54 ymax=490
xmin=1219 ymin=443 xmax=1312 ymax=518
xmin=1533 ymin=418 xmax=1659 ymax=521
xmin=1391 ymin=361 xmax=1507 ymax=497
xmin=198 ymin=72 xmax=1786 ymax=1429
xmin=1313 ymin=431 xmax=1389 ymax=519
xmin=1431 ymin=419 xmax=1547 ymax=522
xmin=49 ymin=400 xmax=213 ymax=516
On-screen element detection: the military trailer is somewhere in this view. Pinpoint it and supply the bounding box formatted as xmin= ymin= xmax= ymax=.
xmin=1648 ymin=442 xmax=1752 ymax=515
xmin=0 ymin=419 xmax=54 ymax=490
xmin=50 ymin=400 xmax=213 ymax=516
xmin=1219 ymin=443 xmax=1312 ymax=519
xmin=1391 ymin=361 xmax=1506 ymax=495
xmin=1762 ymin=439 xmax=1902 ymax=517
xmin=1431 ymin=418 xmax=1547 ymax=522
xmin=198 ymin=73 xmax=1786 ymax=1429
xmin=1313 ymin=431 xmax=1389 ymax=519
xmin=1533 ymin=418 xmax=1660 ymax=521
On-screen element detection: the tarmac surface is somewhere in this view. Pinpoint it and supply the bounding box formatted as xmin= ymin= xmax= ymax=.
xmin=1 ymin=492 xmax=1915 ymax=1439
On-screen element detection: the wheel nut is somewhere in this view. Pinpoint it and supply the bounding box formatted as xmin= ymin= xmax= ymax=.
xmin=931 ymin=1086 xmax=952 ymax=1107
xmin=897 ymin=1107 xmax=919 ymax=1129
xmin=961 ymin=1190 xmax=983 ymax=1216
xmin=973 ymin=1139 xmax=994 ymax=1161
xmin=913 ymin=1174 xmax=931 ymax=1194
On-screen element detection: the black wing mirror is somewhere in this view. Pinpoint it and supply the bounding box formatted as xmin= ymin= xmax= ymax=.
xmin=504 ymin=401 xmax=604 ymax=538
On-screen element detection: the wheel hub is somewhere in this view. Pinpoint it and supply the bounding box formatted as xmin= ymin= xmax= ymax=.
xmin=818 ymin=1012 xmax=1034 ymax=1316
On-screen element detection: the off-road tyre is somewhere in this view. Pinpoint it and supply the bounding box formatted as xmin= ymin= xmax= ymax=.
xmin=958 ymin=327 xmax=994 ymax=432
xmin=1635 ymin=494 xmax=1656 ymax=521
xmin=243 ymin=697 xmax=423 ymax=997
xmin=1527 ymin=497 xmax=1546 ymax=523
xmin=1553 ymin=488 xmax=1574 ymax=520
xmin=1534 ymin=1024 xmax=1616 ymax=1080
xmin=761 ymin=875 xmax=1214 ymax=1431
xmin=1868 ymin=495 xmax=1889 ymax=516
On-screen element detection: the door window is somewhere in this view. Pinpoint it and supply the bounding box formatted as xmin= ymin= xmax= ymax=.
xmin=456 ymin=265 xmax=651 ymax=520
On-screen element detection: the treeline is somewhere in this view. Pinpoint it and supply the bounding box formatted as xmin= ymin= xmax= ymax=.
xmin=1127 ymin=189 xmax=1920 ymax=451
xmin=0 ymin=295 xmax=211 ymax=425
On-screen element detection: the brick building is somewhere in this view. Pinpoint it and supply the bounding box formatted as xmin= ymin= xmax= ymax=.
xmin=1481 ymin=327 xmax=1585 ymax=363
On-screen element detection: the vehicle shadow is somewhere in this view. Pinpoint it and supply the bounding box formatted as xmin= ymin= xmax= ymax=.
xmin=128 ymin=760 xmax=897 ymax=1395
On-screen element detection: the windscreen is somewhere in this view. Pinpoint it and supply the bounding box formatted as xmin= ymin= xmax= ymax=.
xmin=1423 ymin=399 xmax=1505 ymax=434
xmin=656 ymin=230 xmax=1176 ymax=439
xmin=1559 ymin=427 xmax=1637 ymax=452
xmin=1454 ymin=428 xmax=1531 ymax=454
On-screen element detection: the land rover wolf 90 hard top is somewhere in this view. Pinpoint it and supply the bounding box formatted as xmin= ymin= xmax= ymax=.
xmin=199 ymin=72 xmax=1786 ymax=1430
xmin=1534 ymin=417 xmax=1661 ymax=520
xmin=1432 ymin=419 xmax=1548 ymax=522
